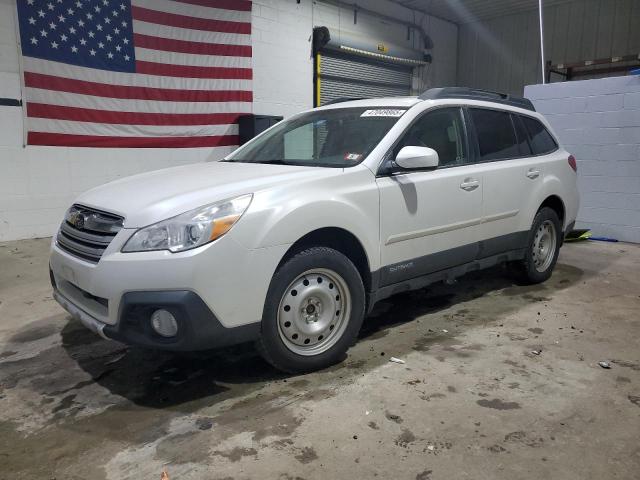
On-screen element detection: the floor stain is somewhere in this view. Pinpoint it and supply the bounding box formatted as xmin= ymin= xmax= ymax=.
xmin=156 ymin=431 xmax=210 ymax=465
xmin=294 ymin=446 xmax=318 ymax=464
xmin=346 ymin=359 xmax=367 ymax=370
xmin=504 ymin=431 xmax=544 ymax=447
xmin=421 ymin=393 xmax=446 ymax=402
xmin=213 ymin=447 xmax=258 ymax=462
xmin=522 ymin=294 xmax=552 ymax=302
xmin=477 ymin=399 xmax=521 ymax=410
xmin=10 ymin=323 xmax=59 ymax=343
xmin=416 ymin=470 xmax=433 ymax=480
xmin=385 ymin=412 xmax=403 ymax=424
xmin=395 ymin=428 xmax=416 ymax=448
xmin=612 ymin=360 xmax=640 ymax=371
xmin=488 ymin=444 xmax=507 ymax=453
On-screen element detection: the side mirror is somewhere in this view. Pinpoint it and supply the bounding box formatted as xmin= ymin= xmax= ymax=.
xmin=395 ymin=146 xmax=439 ymax=170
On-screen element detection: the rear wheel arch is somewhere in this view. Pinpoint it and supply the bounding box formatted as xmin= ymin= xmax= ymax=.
xmin=537 ymin=195 xmax=565 ymax=230
xmin=514 ymin=206 xmax=562 ymax=284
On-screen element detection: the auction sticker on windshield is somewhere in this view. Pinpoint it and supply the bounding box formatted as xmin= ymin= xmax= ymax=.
xmin=360 ymin=109 xmax=406 ymax=117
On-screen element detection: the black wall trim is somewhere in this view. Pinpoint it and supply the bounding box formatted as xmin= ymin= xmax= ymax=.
xmin=366 ymin=231 xmax=532 ymax=311
xmin=369 ymin=247 xmax=527 ymax=309
xmin=379 ymin=231 xmax=529 ymax=288
xmin=477 ymin=231 xmax=529 ymax=259
xmin=0 ymin=98 xmax=22 ymax=107
xmin=380 ymin=242 xmax=478 ymax=287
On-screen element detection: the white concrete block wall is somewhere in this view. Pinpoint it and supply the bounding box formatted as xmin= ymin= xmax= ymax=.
xmin=0 ymin=0 xmax=458 ymax=241
xmin=525 ymin=76 xmax=640 ymax=243
xmin=251 ymin=0 xmax=313 ymax=118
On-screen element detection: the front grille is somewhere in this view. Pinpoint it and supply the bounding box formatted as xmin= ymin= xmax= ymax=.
xmin=56 ymin=205 xmax=124 ymax=263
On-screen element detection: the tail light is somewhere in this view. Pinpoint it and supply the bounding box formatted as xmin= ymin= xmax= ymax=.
xmin=568 ymin=155 xmax=577 ymax=172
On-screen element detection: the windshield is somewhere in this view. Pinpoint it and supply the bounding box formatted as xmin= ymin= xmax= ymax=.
xmin=225 ymin=107 xmax=407 ymax=167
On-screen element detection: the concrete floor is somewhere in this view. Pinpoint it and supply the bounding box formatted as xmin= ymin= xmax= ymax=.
xmin=0 ymin=238 xmax=639 ymax=480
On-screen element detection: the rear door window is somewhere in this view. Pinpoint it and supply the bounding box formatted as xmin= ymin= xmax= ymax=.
xmin=469 ymin=108 xmax=520 ymax=161
xmin=521 ymin=116 xmax=558 ymax=155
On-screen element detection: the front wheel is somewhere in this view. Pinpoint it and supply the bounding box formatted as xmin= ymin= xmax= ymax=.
xmin=514 ymin=207 xmax=562 ymax=284
xmin=257 ymin=247 xmax=365 ymax=373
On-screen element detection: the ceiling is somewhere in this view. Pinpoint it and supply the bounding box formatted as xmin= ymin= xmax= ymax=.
xmin=391 ymin=0 xmax=575 ymax=24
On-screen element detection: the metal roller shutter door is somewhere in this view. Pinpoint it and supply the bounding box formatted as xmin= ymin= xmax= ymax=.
xmin=317 ymin=51 xmax=413 ymax=106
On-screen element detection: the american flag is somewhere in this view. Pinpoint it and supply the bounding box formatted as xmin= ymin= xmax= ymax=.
xmin=17 ymin=0 xmax=252 ymax=147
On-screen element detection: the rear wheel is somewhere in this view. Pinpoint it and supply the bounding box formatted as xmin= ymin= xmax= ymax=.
xmin=514 ymin=207 xmax=561 ymax=284
xmin=257 ymin=247 xmax=365 ymax=373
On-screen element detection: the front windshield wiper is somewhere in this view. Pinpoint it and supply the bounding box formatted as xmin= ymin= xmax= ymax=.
xmin=224 ymin=159 xmax=292 ymax=165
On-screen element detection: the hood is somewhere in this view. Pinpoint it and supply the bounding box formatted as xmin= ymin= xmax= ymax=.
xmin=75 ymin=161 xmax=337 ymax=228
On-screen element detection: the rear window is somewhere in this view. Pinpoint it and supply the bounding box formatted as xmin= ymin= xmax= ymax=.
xmin=469 ymin=108 xmax=520 ymax=161
xmin=521 ymin=116 xmax=557 ymax=155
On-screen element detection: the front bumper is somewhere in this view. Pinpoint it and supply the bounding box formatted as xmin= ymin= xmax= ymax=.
xmin=49 ymin=225 xmax=289 ymax=349
xmin=53 ymin=287 xmax=110 ymax=340
xmin=53 ymin=282 xmax=260 ymax=350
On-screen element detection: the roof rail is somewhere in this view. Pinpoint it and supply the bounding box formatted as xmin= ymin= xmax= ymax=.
xmin=322 ymin=97 xmax=366 ymax=106
xmin=419 ymin=87 xmax=536 ymax=112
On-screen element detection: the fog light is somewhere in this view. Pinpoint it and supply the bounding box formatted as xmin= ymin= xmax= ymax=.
xmin=150 ymin=309 xmax=178 ymax=337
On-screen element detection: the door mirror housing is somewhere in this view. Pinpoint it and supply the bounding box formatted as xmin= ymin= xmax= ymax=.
xmin=395 ymin=146 xmax=439 ymax=170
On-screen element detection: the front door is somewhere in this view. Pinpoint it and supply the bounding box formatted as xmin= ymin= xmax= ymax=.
xmin=376 ymin=107 xmax=483 ymax=287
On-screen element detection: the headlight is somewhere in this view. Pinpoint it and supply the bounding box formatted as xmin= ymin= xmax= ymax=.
xmin=122 ymin=194 xmax=252 ymax=253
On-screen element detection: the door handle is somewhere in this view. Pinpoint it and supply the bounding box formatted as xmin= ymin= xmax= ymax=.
xmin=460 ymin=179 xmax=479 ymax=191
xmin=526 ymin=169 xmax=541 ymax=179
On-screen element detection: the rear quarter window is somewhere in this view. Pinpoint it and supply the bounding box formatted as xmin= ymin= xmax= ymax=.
xmin=521 ymin=116 xmax=558 ymax=155
xmin=512 ymin=114 xmax=533 ymax=156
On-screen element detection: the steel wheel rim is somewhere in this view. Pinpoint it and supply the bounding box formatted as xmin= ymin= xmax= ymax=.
xmin=532 ymin=220 xmax=557 ymax=272
xmin=277 ymin=268 xmax=351 ymax=356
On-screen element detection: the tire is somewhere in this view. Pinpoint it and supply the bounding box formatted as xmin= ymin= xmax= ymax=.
xmin=257 ymin=247 xmax=365 ymax=373
xmin=514 ymin=207 xmax=562 ymax=284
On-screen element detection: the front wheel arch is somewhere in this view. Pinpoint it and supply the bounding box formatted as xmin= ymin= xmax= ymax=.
xmin=276 ymin=227 xmax=372 ymax=294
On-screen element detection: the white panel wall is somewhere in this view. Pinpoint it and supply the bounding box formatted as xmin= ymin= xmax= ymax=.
xmin=525 ymin=76 xmax=640 ymax=243
xmin=0 ymin=0 xmax=457 ymax=241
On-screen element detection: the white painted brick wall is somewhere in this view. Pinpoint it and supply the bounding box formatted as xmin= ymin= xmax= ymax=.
xmin=0 ymin=0 xmax=458 ymax=241
xmin=526 ymin=76 xmax=640 ymax=243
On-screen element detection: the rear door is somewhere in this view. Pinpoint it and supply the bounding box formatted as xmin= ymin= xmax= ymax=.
xmin=376 ymin=107 xmax=484 ymax=287
xmin=468 ymin=108 xmax=543 ymax=257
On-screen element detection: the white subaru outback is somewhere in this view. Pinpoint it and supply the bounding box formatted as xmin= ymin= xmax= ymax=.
xmin=50 ymin=87 xmax=579 ymax=373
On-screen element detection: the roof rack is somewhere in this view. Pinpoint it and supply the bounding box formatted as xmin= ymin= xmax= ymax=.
xmin=322 ymin=97 xmax=366 ymax=106
xmin=419 ymin=87 xmax=536 ymax=112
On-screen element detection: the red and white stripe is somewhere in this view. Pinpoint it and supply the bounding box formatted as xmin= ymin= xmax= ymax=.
xmin=24 ymin=0 xmax=253 ymax=148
